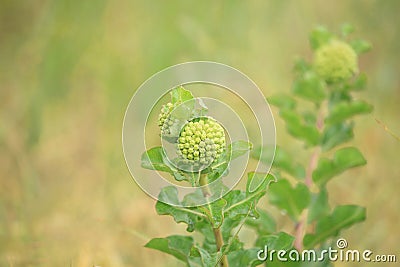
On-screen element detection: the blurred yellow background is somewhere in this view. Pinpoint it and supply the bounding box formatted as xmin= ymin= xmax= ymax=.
xmin=0 ymin=1 xmax=399 ymax=266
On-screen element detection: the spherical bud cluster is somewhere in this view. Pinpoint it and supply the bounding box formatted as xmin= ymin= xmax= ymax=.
xmin=314 ymin=40 xmax=358 ymax=83
xmin=158 ymin=103 xmax=179 ymax=136
xmin=177 ymin=118 xmax=225 ymax=167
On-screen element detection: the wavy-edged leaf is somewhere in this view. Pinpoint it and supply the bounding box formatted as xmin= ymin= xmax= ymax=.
xmin=224 ymin=173 xmax=275 ymax=220
xmin=252 ymin=145 xmax=305 ymax=179
xmin=312 ymin=147 xmax=367 ymax=186
xmin=279 ymin=109 xmax=320 ymax=146
xmin=304 ymin=205 xmax=366 ymax=248
xmin=145 ymin=235 xmax=193 ymax=263
xmin=268 ymin=179 xmax=310 ymax=221
xmin=156 ymin=186 xmax=205 ymax=232
xmin=325 ymin=100 xmax=373 ymax=124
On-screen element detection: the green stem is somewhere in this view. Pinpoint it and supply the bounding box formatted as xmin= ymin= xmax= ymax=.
xmin=199 ymin=174 xmax=229 ymax=267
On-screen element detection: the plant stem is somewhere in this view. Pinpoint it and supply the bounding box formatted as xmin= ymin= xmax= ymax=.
xmin=199 ymin=174 xmax=229 ymax=267
xmin=294 ymin=104 xmax=325 ymax=251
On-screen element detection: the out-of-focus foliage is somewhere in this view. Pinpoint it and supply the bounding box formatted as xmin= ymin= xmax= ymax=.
xmin=0 ymin=1 xmax=399 ymax=266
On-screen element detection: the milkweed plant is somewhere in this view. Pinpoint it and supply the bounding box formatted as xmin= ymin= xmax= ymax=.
xmin=140 ymin=25 xmax=372 ymax=266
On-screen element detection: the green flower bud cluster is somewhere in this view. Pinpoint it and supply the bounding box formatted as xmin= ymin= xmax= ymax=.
xmin=314 ymin=40 xmax=358 ymax=83
xmin=177 ymin=118 xmax=225 ymax=166
xmin=158 ymin=103 xmax=179 ymax=136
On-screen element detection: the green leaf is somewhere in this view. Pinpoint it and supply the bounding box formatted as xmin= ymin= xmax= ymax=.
xmin=308 ymin=188 xmax=330 ymax=223
xmin=268 ymin=94 xmax=297 ymax=110
xmin=170 ymin=85 xmax=194 ymax=104
xmin=350 ymin=39 xmax=372 ymax=54
xmin=304 ymin=205 xmax=366 ymax=248
xmin=293 ymin=57 xmax=311 ymax=74
xmin=312 ymin=147 xmax=367 ymax=186
xmin=325 ymin=100 xmax=373 ymax=124
xmin=279 ymin=109 xmax=320 ymax=146
xmin=245 ymin=209 xmax=276 ymax=235
xmin=189 ymin=245 xmax=218 ymax=267
xmin=193 ymin=218 xmax=217 ymax=252
xmin=340 ymin=23 xmax=354 ymax=37
xmin=268 ymin=179 xmax=310 ymax=221
xmin=246 ymin=172 xmax=276 ymax=195
xmin=252 ymin=145 xmax=305 ymax=179
xmin=207 ymin=140 xmax=252 ymax=180
xmin=224 ymin=173 xmax=275 ymax=220
xmin=255 ymin=232 xmax=295 ymax=250
xmin=228 ymin=140 xmax=253 ymax=161
xmin=321 ymin=122 xmax=354 ymax=151
xmin=227 ymin=248 xmax=264 ymax=267
xmin=293 ymin=71 xmax=326 ymax=103
xmin=206 ymin=198 xmax=227 ymax=228
xmin=156 ymin=186 xmax=205 ymax=232
xmin=141 ymin=147 xmax=174 ymax=174
xmin=344 ymin=73 xmax=367 ymax=91
xmin=309 ymin=26 xmax=333 ymax=50
xmin=145 ymin=235 xmax=193 ymax=263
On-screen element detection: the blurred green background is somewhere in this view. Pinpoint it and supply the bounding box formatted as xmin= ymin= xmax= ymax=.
xmin=0 ymin=1 xmax=399 ymax=266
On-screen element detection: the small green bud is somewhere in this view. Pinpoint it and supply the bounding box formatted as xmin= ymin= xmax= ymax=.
xmin=158 ymin=102 xmax=181 ymax=136
xmin=314 ymin=40 xmax=358 ymax=83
